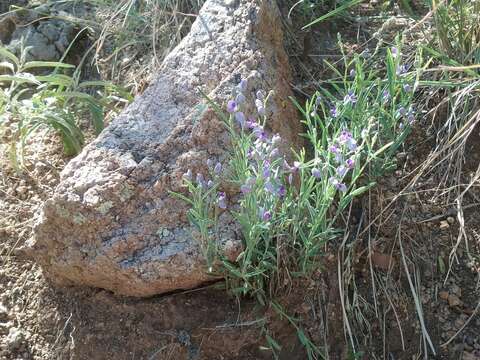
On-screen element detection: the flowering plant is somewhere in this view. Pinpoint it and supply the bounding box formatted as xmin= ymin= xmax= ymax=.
xmin=179 ymin=41 xmax=418 ymax=292
xmin=174 ymin=42 xmax=419 ymax=358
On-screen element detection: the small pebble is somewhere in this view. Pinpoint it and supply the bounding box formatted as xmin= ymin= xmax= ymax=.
xmin=439 ymin=291 xmax=449 ymax=300
xmin=450 ymin=283 xmax=462 ymax=297
xmin=440 ymin=220 xmax=450 ymax=229
xmin=6 ymin=327 xmax=24 ymax=350
xmin=448 ymin=294 xmax=462 ymax=307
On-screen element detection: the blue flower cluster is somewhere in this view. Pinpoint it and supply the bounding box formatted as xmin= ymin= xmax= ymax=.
xmin=326 ymin=130 xmax=358 ymax=192
xmin=183 ymin=158 xmax=227 ymax=209
xmin=227 ymin=78 xmax=292 ymax=221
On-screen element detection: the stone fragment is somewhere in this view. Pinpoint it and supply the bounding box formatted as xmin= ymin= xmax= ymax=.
xmin=6 ymin=327 xmax=24 ymax=350
xmin=0 ymin=303 xmax=8 ymax=322
xmin=447 ymin=294 xmax=462 ymax=307
xmin=439 ymin=290 xmax=449 ymax=300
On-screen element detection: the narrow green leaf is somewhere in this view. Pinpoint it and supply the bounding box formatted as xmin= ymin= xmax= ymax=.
xmin=0 ymin=47 xmax=19 ymax=68
xmin=22 ymin=61 xmax=75 ymax=71
xmin=303 ymin=0 xmax=364 ymax=29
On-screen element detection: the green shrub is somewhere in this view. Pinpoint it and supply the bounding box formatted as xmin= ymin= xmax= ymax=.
xmin=0 ymin=46 xmax=129 ymax=167
xmin=432 ymin=0 xmax=480 ymax=66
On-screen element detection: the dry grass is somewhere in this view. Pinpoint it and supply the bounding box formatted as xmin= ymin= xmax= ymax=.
xmin=91 ymin=0 xmax=205 ymax=94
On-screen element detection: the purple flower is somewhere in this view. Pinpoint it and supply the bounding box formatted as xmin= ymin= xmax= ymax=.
xmin=237 ymin=79 xmax=247 ymax=92
xmin=256 ymin=90 xmax=265 ymax=100
xmin=278 ymin=185 xmax=286 ymax=198
xmin=256 ymin=98 xmax=266 ymax=116
xmin=214 ymin=162 xmax=222 ymax=174
xmin=254 ymin=140 xmax=264 ymax=153
xmin=338 ymin=131 xmax=357 ymax=151
xmin=246 ymin=117 xmax=257 ymax=129
xmin=261 ymin=208 xmax=272 ymax=222
xmin=227 ymin=100 xmax=237 ymax=113
xmin=398 ymin=106 xmax=406 ymax=116
xmin=196 ymin=173 xmax=205 ymax=185
xmin=343 ymin=90 xmax=357 ymax=105
xmin=217 ymin=192 xmax=227 ymax=209
xmin=330 ymin=106 xmax=339 ymax=118
xmin=183 ymin=169 xmax=192 ymax=181
xmin=293 ymin=161 xmax=301 ymax=172
xmin=407 ymin=106 xmax=415 ymax=124
xmin=263 ymin=162 xmax=271 ymax=178
xmin=329 ymin=177 xmax=347 ymax=192
xmin=288 ymin=173 xmax=293 ymax=185
xmin=207 ymin=180 xmax=214 ymax=188
xmin=206 ymin=159 xmax=213 ymax=168
xmin=312 ymin=167 xmax=321 ymax=179
xmin=265 ymin=181 xmax=275 ymax=194
xmin=240 ymin=184 xmax=252 ymax=194
xmin=391 ymin=47 xmax=399 ymax=58
xmin=382 ymin=90 xmax=390 ymax=102
xmin=350 ymin=69 xmax=356 ymax=78
xmin=329 ymin=144 xmax=340 ymax=154
xmin=403 ymin=83 xmax=412 ymax=92
xmin=235 ymin=93 xmax=246 ymax=105
xmin=338 ymin=130 xmax=353 ymax=144
xmin=336 ymin=165 xmax=348 ymax=177
xmin=253 ymin=127 xmax=268 ymax=142
xmin=396 ymin=64 xmax=409 ymax=76
xmin=336 ymin=183 xmax=347 ymax=192
xmin=284 ymin=160 xmax=300 ymax=174
xmin=235 ymin=111 xmax=246 ymax=127
xmin=346 ymin=158 xmax=355 ymax=169
xmin=346 ymin=138 xmax=357 ymax=152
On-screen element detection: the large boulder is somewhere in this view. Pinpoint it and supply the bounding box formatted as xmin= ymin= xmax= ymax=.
xmin=27 ymin=0 xmax=301 ymax=297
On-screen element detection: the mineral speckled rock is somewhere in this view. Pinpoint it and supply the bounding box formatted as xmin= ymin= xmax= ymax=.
xmin=27 ymin=0 xmax=301 ymax=297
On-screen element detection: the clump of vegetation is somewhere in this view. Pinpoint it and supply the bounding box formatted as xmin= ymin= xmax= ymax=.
xmin=420 ymin=0 xmax=480 ymax=184
xmin=432 ymin=0 xmax=480 ymax=65
xmin=0 ymin=46 xmax=129 ymax=167
xmin=177 ymin=42 xmax=419 ymax=357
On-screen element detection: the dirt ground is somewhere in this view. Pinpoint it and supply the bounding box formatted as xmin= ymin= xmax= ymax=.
xmin=1 ymin=1 xmax=479 ymax=359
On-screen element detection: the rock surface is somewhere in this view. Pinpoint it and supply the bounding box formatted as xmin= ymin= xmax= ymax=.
xmin=0 ymin=0 xmax=27 ymax=15
xmin=1 ymin=2 xmax=90 ymax=62
xmin=27 ymin=0 xmax=301 ymax=297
